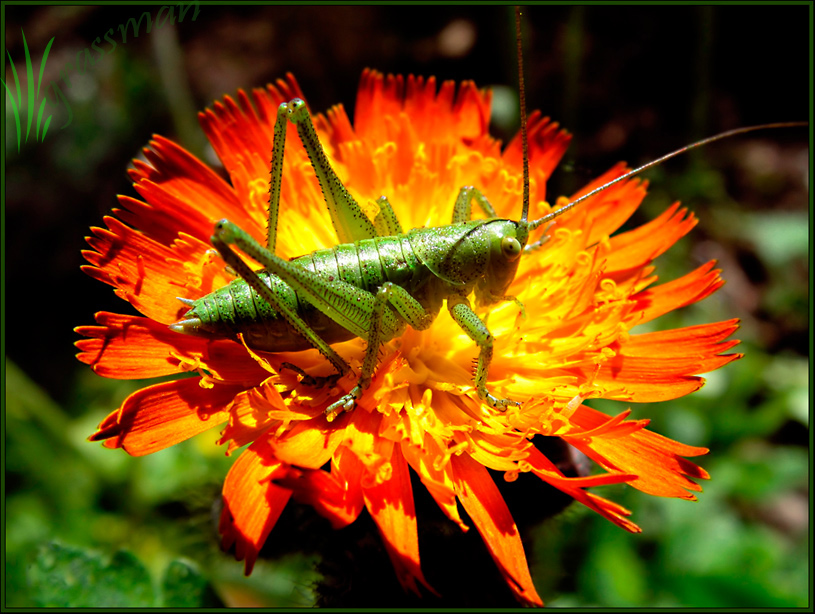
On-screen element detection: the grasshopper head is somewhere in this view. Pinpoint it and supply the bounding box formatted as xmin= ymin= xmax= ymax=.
xmin=474 ymin=219 xmax=526 ymax=307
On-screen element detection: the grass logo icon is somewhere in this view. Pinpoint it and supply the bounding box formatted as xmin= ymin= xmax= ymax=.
xmin=3 ymin=29 xmax=55 ymax=152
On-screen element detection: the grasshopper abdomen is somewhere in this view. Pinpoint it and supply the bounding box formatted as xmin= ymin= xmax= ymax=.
xmin=174 ymin=232 xmax=429 ymax=352
xmin=174 ymin=268 xmax=355 ymax=352
xmin=299 ymin=235 xmax=419 ymax=292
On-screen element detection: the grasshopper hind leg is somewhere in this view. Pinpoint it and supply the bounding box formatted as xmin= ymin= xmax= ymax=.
xmin=324 ymin=281 xmax=435 ymax=421
xmin=451 ymin=186 xmax=499 ymax=223
xmin=211 ymin=220 xmax=353 ymax=383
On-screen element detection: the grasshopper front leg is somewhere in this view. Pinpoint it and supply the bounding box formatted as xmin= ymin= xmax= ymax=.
xmin=447 ymin=294 xmax=519 ymax=411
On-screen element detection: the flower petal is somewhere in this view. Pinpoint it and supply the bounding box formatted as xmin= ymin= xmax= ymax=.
xmin=631 ymin=260 xmax=725 ymax=325
xmin=89 ymin=377 xmax=238 ymax=455
xmin=362 ymin=434 xmax=436 ymax=597
xmin=76 ymin=312 xmax=190 ymax=379
xmin=523 ymin=446 xmax=641 ymax=533
xmin=219 ymin=442 xmax=292 ymax=574
xmin=451 ymin=453 xmax=543 ymax=607
xmin=606 ymin=202 xmax=698 ymax=277
xmin=566 ymin=404 xmax=710 ymax=499
xmin=557 ymin=165 xmax=647 ymax=245
xmin=81 ymin=217 xmax=192 ymax=323
xmin=123 ymin=135 xmax=248 ymax=246
xmin=76 ymin=312 xmax=272 ymax=387
xmin=355 ymin=71 xmax=490 ymax=145
xmin=596 ymin=320 xmax=742 ymax=402
xmin=267 ymin=414 xmax=348 ymax=469
xmin=275 ymin=445 xmax=365 ymax=529
xmin=201 ymin=76 xmax=305 ymax=193
xmin=401 ymin=436 xmax=469 ymax=532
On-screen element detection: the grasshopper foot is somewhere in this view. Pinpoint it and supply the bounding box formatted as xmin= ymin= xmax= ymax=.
xmin=325 ymin=385 xmax=363 ymax=422
xmin=483 ymin=391 xmax=521 ymax=412
xmin=281 ymin=362 xmax=342 ymax=389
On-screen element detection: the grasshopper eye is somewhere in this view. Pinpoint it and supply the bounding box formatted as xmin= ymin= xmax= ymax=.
xmin=501 ymin=236 xmax=522 ymax=260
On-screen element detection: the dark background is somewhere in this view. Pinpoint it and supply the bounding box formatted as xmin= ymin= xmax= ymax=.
xmin=4 ymin=4 xmax=809 ymax=607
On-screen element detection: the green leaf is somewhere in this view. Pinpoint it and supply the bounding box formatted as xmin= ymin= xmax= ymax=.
xmin=161 ymin=559 xmax=223 ymax=607
xmin=28 ymin=543 xmax=155 ymax=607
xmin=671 ymin=572 xmax=800 ymax=608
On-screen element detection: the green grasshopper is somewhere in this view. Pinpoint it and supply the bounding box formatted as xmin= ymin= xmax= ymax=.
xmin=169 ymin=10 xmax=803 ymax=421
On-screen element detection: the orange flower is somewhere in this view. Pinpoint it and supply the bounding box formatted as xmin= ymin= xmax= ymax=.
xmin=78 ymin=70 xmax=741 ymax=606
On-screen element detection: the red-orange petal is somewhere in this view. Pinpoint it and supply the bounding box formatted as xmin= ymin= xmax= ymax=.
xmin=200 ymin=75 xmax=305 ymax=190
xmin=275 ymin=445 xmax=365 ymax=530
xmin=620 ymin=319 xmax=741 ymax=359
xmin=503 ymin=111 xmax=572 ymax=187
xmin=267 ymin=414 xmax=349 ymax=470
xmin=75 ymin=312 xmax=272 ymax=385
xmin=88 ymin=377 xmax=238 ymax=455
xmin=401 ymin=437 xmax=469 ymax=532
xmin=355 ymin=70 xmax=491 ymax=146
xmin=76 ymin=312 xmax=187 ymax=379
xmin=81 ymin=216 xmax=190 ymax=323
xmin=363 ymin=441 xmax=436 ymax=598
xmin=631 ymin=260 xmax=725 ymax=325
xmin=123 ymin=135 xmax=249 ymax=245
xmin=595 ymin=320 xmax=742 ymax=402
xmin=606 ymin=202 xmax=698 ymax=277
xmin=556 ymin=165 xmax=647 ymax=245
xmin=566 ymin=404 xmax=710 ymax=499
xmin=524 ymin=446 xmax=642 ymax=533
xmin=219 ymin=442 xmax=292 ymax=574
xmin=451 ymin=453 xmax=543 ymax=607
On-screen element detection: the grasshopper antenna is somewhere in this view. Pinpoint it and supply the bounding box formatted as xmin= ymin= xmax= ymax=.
xmin=527 ymin=121 xmax=808 ymax=231
xmin=515 ymin=6 xmax=531 ymax=244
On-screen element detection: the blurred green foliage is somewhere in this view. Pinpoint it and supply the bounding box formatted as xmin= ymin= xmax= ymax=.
xmin=5 ymin=361 xmax=320 ymax=607
xmin=4 ymin=4 xmax=808 ymax=608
